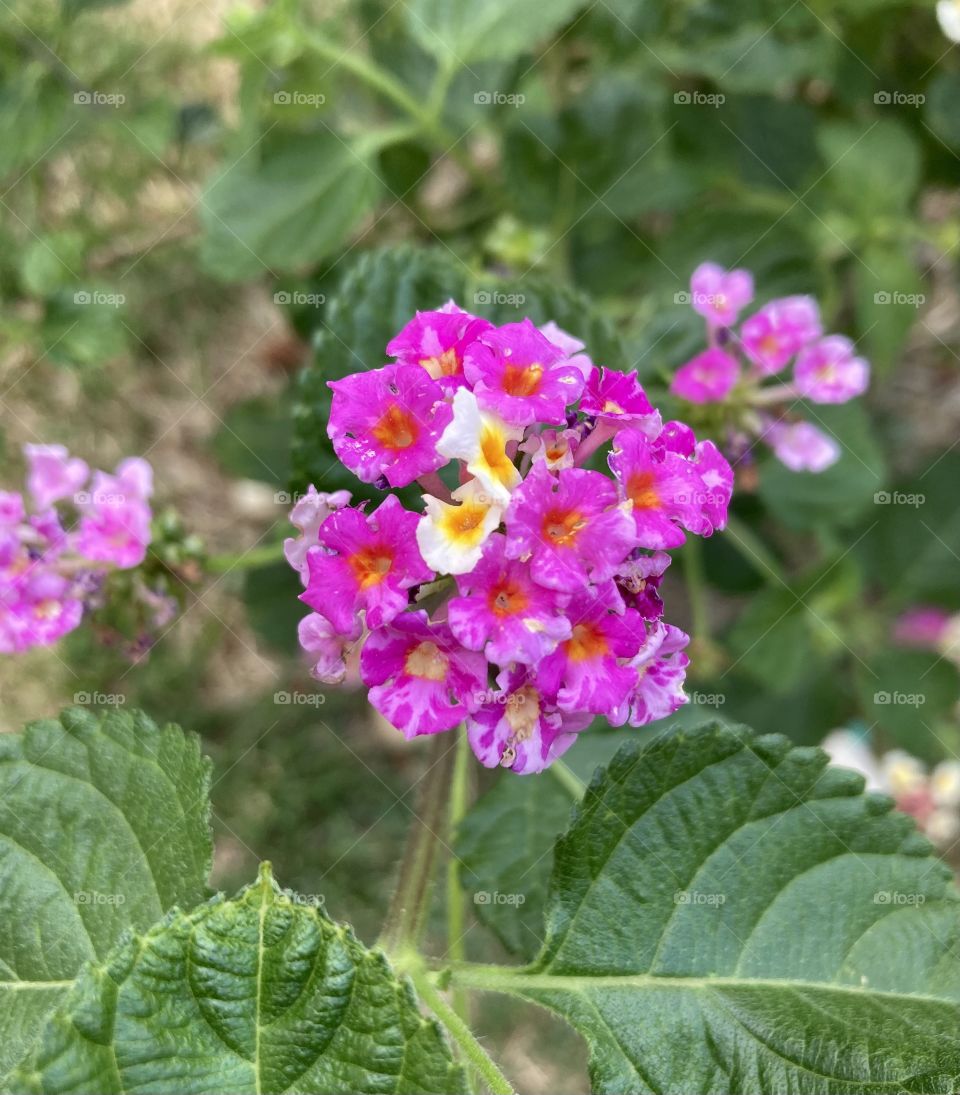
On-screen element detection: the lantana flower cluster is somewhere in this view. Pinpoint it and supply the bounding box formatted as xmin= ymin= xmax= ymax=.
xmin=0 ymin=445 xmax=154 ymax=654
xmin=289 ymin=304 xmax=733 ymax=774
xmin=824 ymin=730 xmax=960 ymax=846
xmin=671 ymin=262 xmax=870 ymax=473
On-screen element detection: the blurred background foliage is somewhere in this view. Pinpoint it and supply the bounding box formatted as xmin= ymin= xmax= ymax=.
xmin=3 ymin=1 xmax=960 ymax=1084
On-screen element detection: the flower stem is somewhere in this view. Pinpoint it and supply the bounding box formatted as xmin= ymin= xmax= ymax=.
xmin=379 ymin=733 xmax=457 ymax=954
xmin=681 ymin=536 xmax=710 ymax=641
xmin=446 ymin=729 xmax=472 ymax=1019
xmin=205 ymin=540 xmax=285 ymax=574
xmin=409 ymin=964 xmax=515 ymax=1095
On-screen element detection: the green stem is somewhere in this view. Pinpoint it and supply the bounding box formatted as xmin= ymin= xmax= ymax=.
xmin=549 ymin=758 xmax=586 ymax=799
xmin=410 ymin=965 xmax=515 ymax=1095
xmin=446 ymin=729 xmax=472 ymax=1020
xmin=205 ymin=540 xmax=285 ymax=575
xmin=379 ymin=734 xmax=457 ymax=954
xmin=681 ymin=537 xmax=710 ymax=641
xmin=724 ymin=515 xmax=786 ymax=586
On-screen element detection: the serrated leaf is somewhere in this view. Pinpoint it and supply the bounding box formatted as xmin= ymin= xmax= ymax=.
xmin=455 ymin=722 xmax=960 ymax=1094
xmin=14 ymin=865 xmax=466 ymax=1095
xmin=0 ymin=707 xmax=212 ymax=1082
xmin=404 ymin=0 xmax=585 ymax=63
xmin=200 ymin=133 xmax=381 ymax=281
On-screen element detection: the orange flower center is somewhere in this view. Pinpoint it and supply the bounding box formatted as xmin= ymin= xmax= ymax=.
xmin=489 ymin=578 xmax=528 ymax=617
xmin=348 ymin=547 xmax=393 ymax=590
xmin=372 ymin=403 xmax=418 ymax=450
xmin=480 ymin=426 xmax=516 ymax=488
xmin=502 ymin=362 xmax=544 ymax=397
xmin=566 ymin=622 xmax=609 ymax=663
xmin=627 ymin=470 xmax=660 ymax=511
xmin=404 ymin=640 xmax=449 ymax=681
xmin=420 ymin=347 xmax=461 ymax=380
xmin=542 ymin=507 xmax=586 ymax=546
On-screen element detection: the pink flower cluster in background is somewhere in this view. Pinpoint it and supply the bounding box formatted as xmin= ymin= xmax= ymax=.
xmin=0 ymin=445 xmax=153 ymax=653
xmin=671 ymin=262 xmax=870 ymax=473
xmin=288 ymin=304 xmax=734 ymax=774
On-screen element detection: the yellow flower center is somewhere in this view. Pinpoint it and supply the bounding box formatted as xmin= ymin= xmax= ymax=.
xmin=404 ymin=640 xmax=449 ymax=681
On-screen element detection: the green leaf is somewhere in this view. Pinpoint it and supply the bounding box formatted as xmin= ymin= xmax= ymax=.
xmin=199 ymin=133 xmax=381 ymax=281
xmin=404 ymin=0 xmax=586 ymax=63
xmin=0 ymin=707 xmax=212 ymax=1083
xmin=853 ymin=243 xmax=924 ymax=371
xmin=926 ymin=71 xmax=960 ymax=150
xmin=456 ymin=723 xmax=960 ymax=1094
xmin=816 ymin=119 xmax=920 ymax=216
xmin=15 ymin=865 xmax=466 ymax=1095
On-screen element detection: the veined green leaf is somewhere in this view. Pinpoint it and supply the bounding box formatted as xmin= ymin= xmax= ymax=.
xmin=0 ymin=707 xmax=212 ymax=1083
xmin=453 ymin=722 xmax=960 ymax=1094
xmin=14 ymin=865 xmax=466 ymax=1095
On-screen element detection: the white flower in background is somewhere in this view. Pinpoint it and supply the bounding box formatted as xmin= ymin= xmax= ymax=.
xmin=937 ymin=0 xmax=960 ymax=42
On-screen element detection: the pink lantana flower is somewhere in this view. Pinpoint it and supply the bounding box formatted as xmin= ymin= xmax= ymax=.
xmin=581 ymin=366 xmax=661 ymax=431
xmin=467 ymin=665 xmax=590 ymax=774
xmin=690 ymin=262 xmax=754 ymax=327
xmin=689 ymin=440 xmax=734 ymax=536
xmin=761 ymin=419 xmax=839 ymax=472
xmin=608 ymin=431 xmax=709 ymax=549
xmin=793 ymin=335 xmax=870 ymax=404
xmin=448 ymin=533 xmax=571 ymax=664
xmin=301 ymin=495 xmax=432 ymax=634
xmin=518 ymin=428 xmax=580 ymax=471
xmin=539 ymin=320 xmax=594 ymax=380
xmin=504 ymin=463 xmax=635 ymax=592
xmin=327 ymin=363 xmax=453 ymax=488
xmin=386 ymin=308 xmax=494 ymax=392
xmin=626 ymin=622 xmax=690 ymax=725
xmin=360 ymin=610 xmax=487 ymax=736
xmin=284 ymin=487 xmax=352 ymax=585
xmin=298 ymin=611 xmax=362 ymax=685
xmin=670 ymin=348 xmax=739 ymax=404
xmin=741 ymin=296 xmax=822 ymax=375
xmin=74 ymin=463 xmax=153 ymax=568
xmin=465 ymin=319 xmax=586 ymax=426
xmin=24 ymin=444 xmax=89 ymax=511
xmin=536 ymin=592 xmax=644 ymax=718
